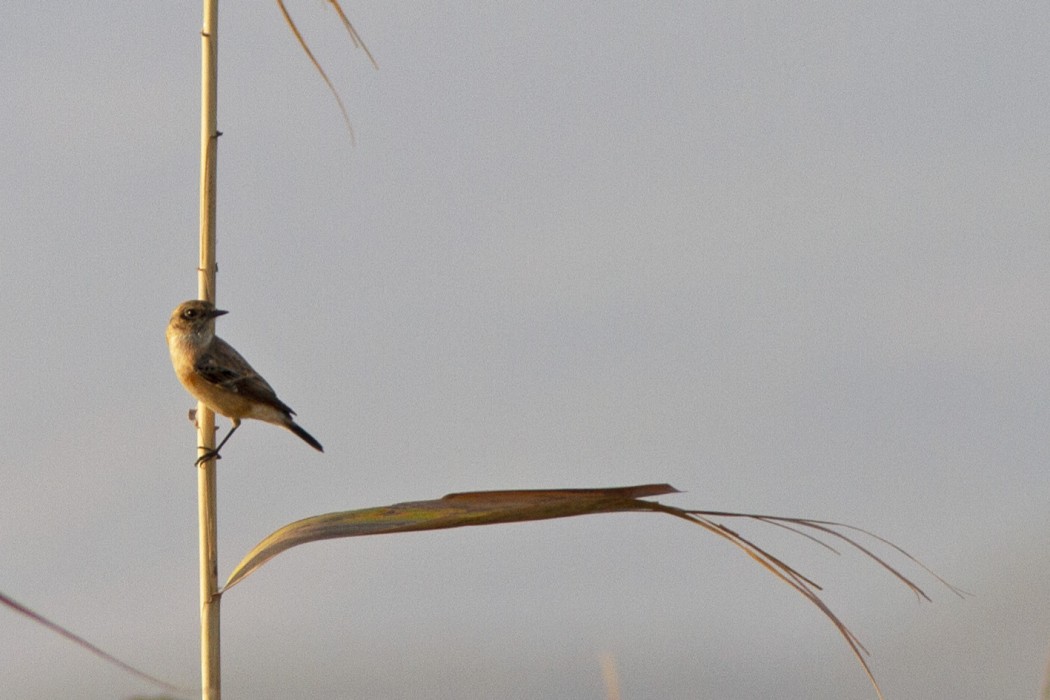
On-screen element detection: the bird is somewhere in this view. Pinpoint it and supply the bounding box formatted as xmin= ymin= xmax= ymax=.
xmin=166 ymin=299 xmax=323 ymax=465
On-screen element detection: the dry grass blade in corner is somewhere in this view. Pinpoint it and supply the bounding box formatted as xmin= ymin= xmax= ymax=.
xmin=222 ymin=484 xmax=962 ymax=700
xmin=0 ymin=591 xmax=193 ymax=697
xmin=276 ymin=0 xmax=378 ymax=142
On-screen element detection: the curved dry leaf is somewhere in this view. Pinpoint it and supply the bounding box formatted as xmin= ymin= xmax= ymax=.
xmin=223 ymin=483 xmax=961 ymax=700
xmin=224 ymin=484 xmax=678 ymax=590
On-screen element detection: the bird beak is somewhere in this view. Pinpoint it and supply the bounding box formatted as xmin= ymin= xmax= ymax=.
xmin=209 ymin=308 xmax=229 ymax=319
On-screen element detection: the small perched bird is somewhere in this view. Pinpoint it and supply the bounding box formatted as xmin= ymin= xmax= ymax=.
xmin=166 ymin=299 xmax=323 ymax=465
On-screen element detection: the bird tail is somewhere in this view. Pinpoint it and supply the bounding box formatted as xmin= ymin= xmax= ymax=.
xmin=287 ymin=421 xmax=324 ymax=452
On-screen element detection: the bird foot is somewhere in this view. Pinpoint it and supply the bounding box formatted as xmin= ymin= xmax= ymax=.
xmin=195 ymin=449 xmax=222 ymax=467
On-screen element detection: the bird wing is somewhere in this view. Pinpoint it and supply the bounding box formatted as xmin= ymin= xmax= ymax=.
xmin=195 ymin=337 xmax=296 ymax=416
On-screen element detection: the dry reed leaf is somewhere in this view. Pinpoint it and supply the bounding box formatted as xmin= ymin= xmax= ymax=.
xmin=224 ymin=484 xmax=677 ymax=590
xmin=222 ymin=483 xmax=963 ymax=699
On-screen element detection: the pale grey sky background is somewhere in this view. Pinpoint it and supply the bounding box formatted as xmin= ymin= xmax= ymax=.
xmin=2 ymin=3 xmax=1049 ymax=699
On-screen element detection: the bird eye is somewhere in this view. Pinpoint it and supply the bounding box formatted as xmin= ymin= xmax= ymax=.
xmin=184 ymin=309 xmax=197 ymax=319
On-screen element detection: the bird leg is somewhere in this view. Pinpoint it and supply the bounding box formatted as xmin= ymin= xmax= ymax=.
xmin=195 ymin=421 xmax=240 ymax=466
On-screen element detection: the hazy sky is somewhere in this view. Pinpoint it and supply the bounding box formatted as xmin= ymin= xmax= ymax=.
xmin=3 ymin=3 xmax=1050 ymax=699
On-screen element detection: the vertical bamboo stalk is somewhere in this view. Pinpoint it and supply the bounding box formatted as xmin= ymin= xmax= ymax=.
xmin=198 ymin=1 xmax=221 ymax=699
